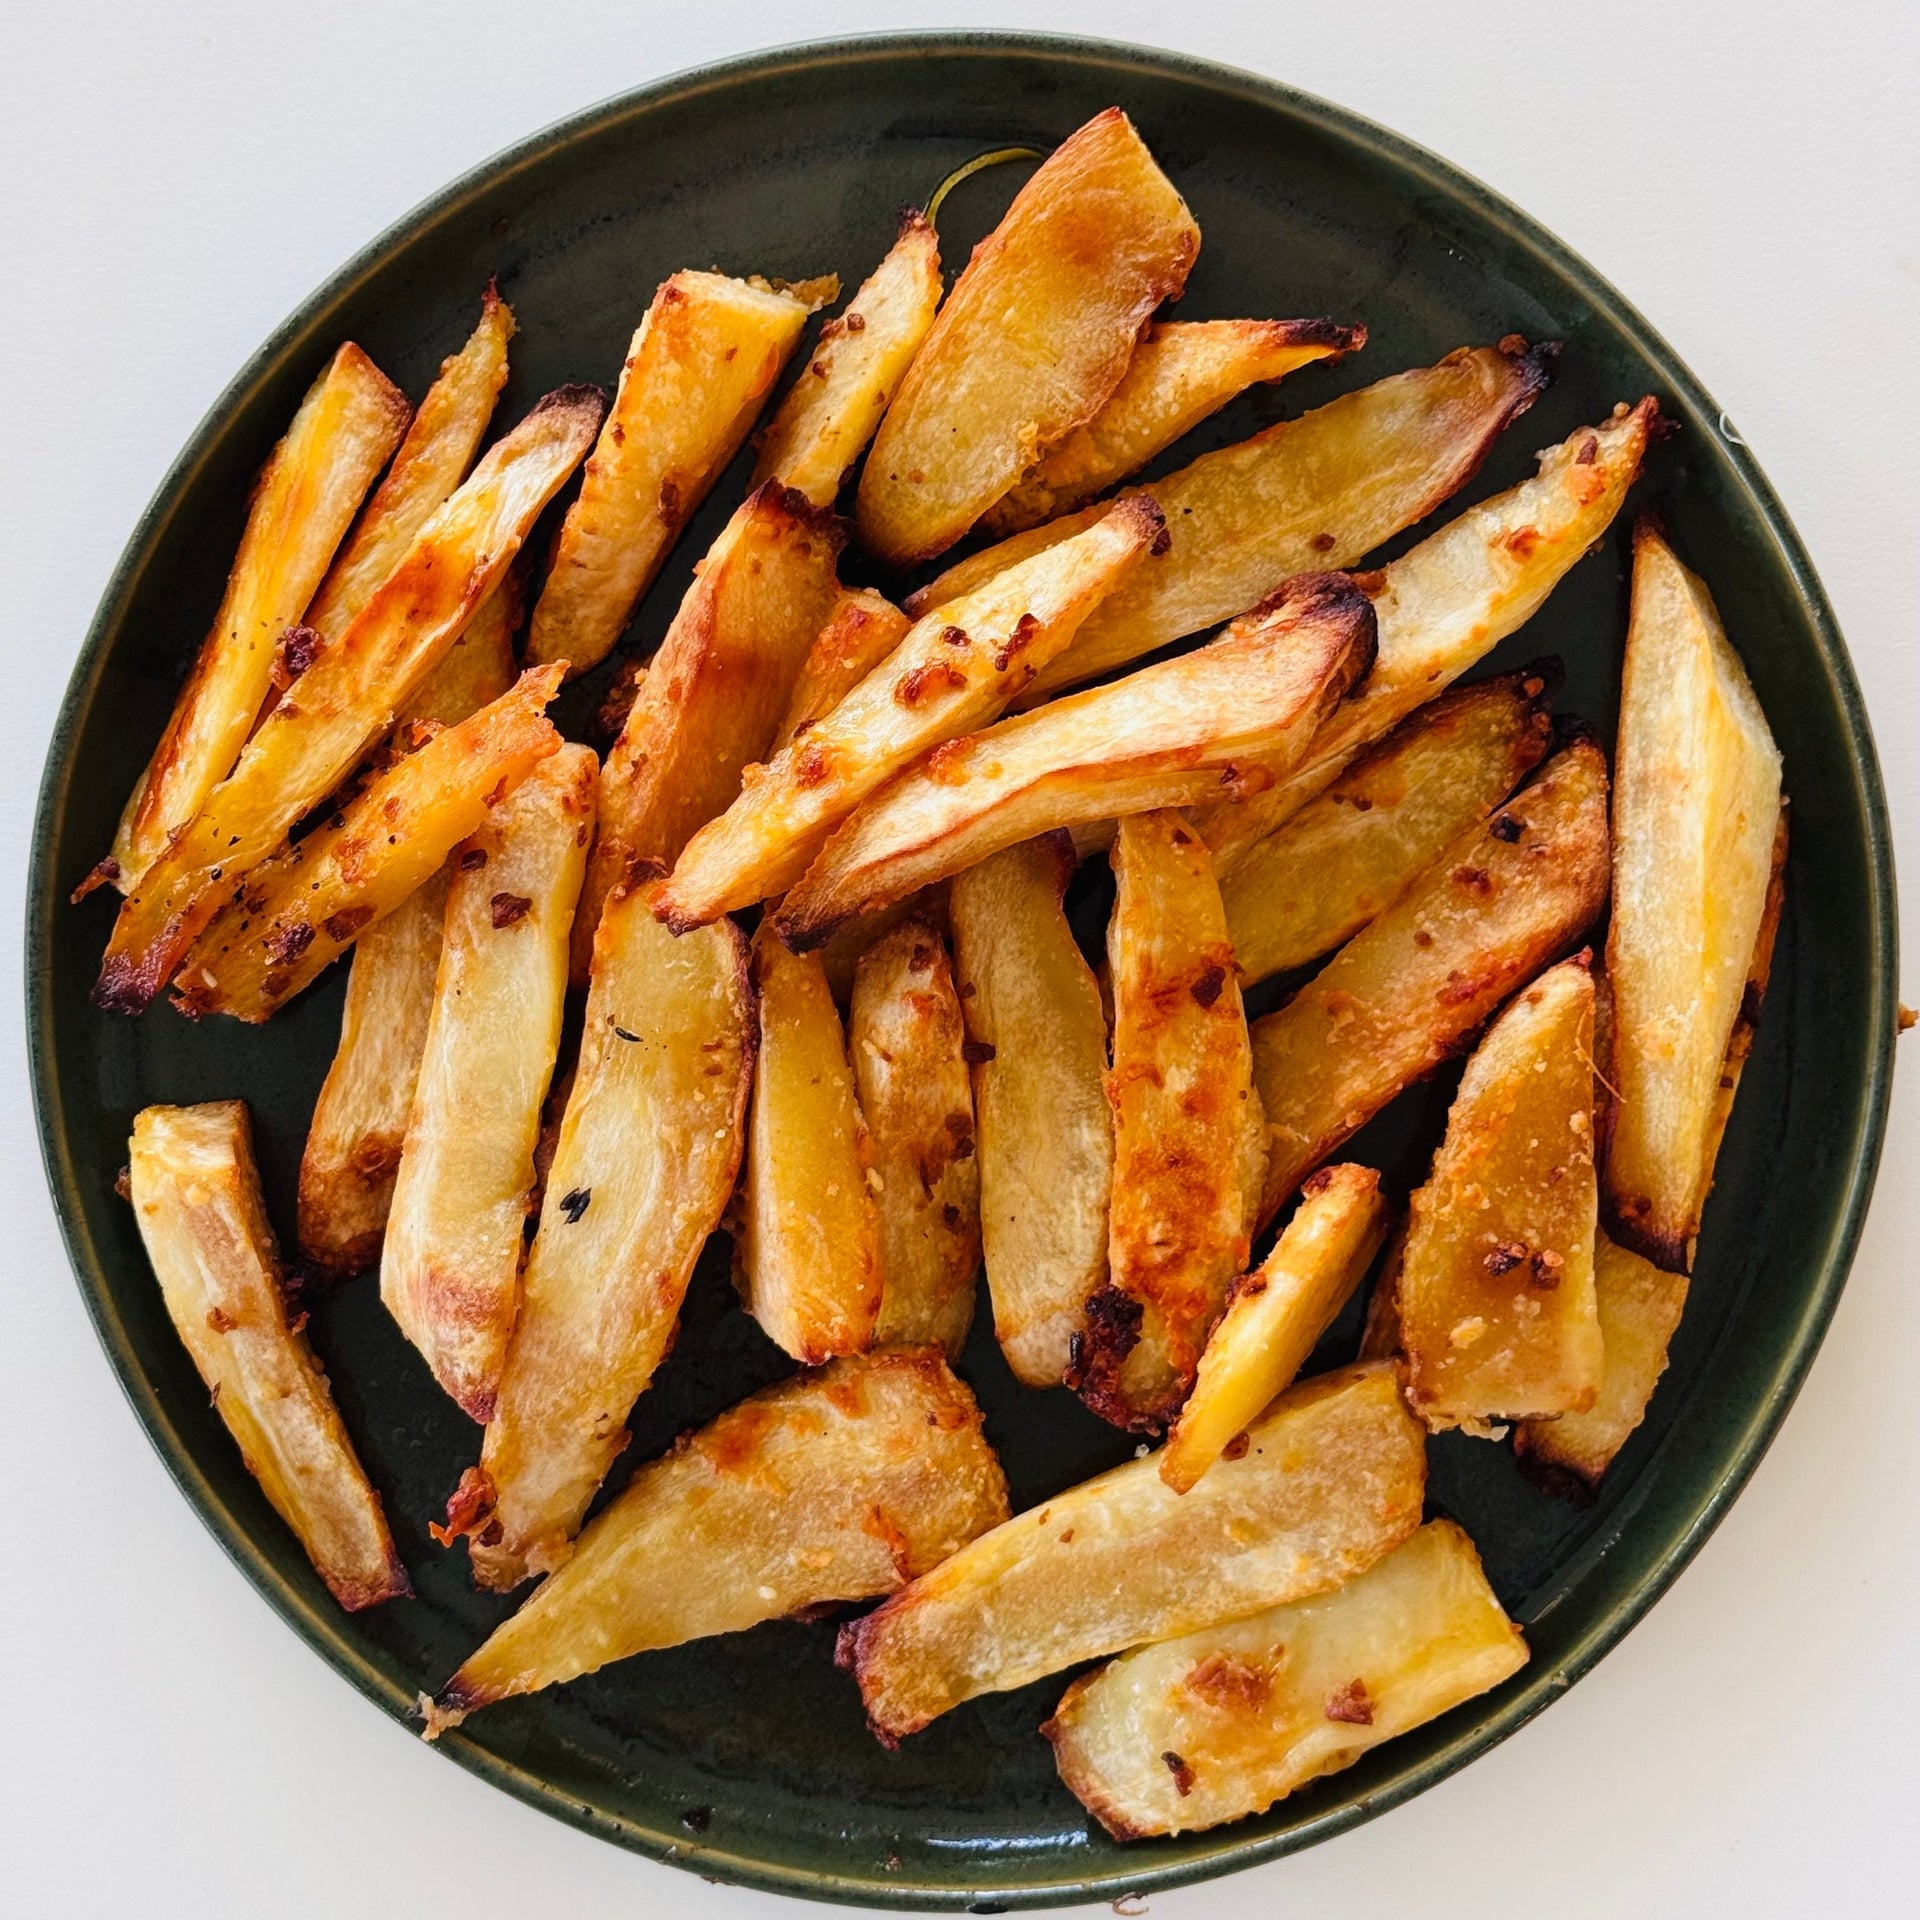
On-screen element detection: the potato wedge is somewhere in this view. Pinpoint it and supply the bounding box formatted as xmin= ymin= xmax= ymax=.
xmin=128 ymin=1101 xmax=407 ymax=1611
xmin=1398 ymin=956 xmax=1602 ymax=1431
xmin=739 ymin=923 xmax=884 ymax=1364
xmin=460 ymin=879 xmax=753 ymax=1590
xmin=526 ymin=272 xmax=822 ymax=674
xmin=1252 ymin=740 xmax=1611 ymax=1224
xmin=101 ymin=346 xmax=411 ymax=893
xmin=850 ymin=921 xmax=982 ymax=1357
xmin=773 ymin=572 xmax=1377 ymax=948
xmin=1604 ymin=518 xmax=1784 ymax=1270
xmin=395 ymin=562 xmax=521 ymax=728
xmin=838 ymin=1360 xmax=1425 ymax=1743
xmin=171 ymin=667 xmax=565 ymax=1021
xmin=1044 ymin=1519 xmax=1525 ymax=1839
xmin=1073 ymin=810 xmax=1261 ymax=1432
xmin=426 ymin=1350 xmax=1008 ymax=1730
xmin=1221 ymin=672 xmax=1554 ymax=984
xmin=856 ymin=108 xmax=1198 ymax=568
xmin=94 ymin=388 xmax=602 ymax=1014
xmin=982 ymin=316 xmax=1364 ymax=534
xmin=655 ymin=495 xmax=1164 ymax=928
xmin=771 ymin=588 xmax=912 ymax=753
xmin=1159 ymin=1166 xmax=1389 ymax=1493
xmin=950 ymin=834 xmax=1111 ymax=1387
xmin=380 ymin=745 xmax=596 ymax=1419
xmin=752 ymin=212 xmax=943 ymax=508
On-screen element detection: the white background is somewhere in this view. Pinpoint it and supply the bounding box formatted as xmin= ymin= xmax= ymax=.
xmin=3 ymin=3 xmax=1914 ymax=1913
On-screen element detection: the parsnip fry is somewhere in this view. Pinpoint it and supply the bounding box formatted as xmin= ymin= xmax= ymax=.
xmin=129 ymin=1101 xmax=407 ymax=1611
xmin=774 ymin=573 xmax=1377 ymax=948
xmin=527 ymin=271 xmax=823 ymax=674
xmin=1044 ymin=1520 xmax=1525 ymax=1839
xmin=427 ymin=1351 xmax=1008 ymax=1730
xmin=1221 ymin=672 xmax=1553 ymax=984
xmin=1604 ymin=518 xmax=1784 ymax=1270
xmin=656 ymin=496 xmax=1164 ymax=928
xmin=94 ymin=388 xmax=602 ymax=1013
xmin=857 ymin=108 xmax=1198 ymax=568
xmin=1252 ymin=741 xmax=1612 ymax=1225
xmin=983 ymin=316 xmax=1364 ymax=534
xmin=838 ymin=1361 xmax=1426 ymax=1743
xmin=950 ymin=835 xmax=1111 ymax=1387
xmin=381 ymin=745 xmax=596 ymax=1420
xmin=1160 ymin=1166 xmax=1389 ymax=1493
xmin=172 ymin=668 xmax=565 ymax=1021
xmin=464 ymin=880 xmax=753 ymax=1590
xmin=850 ymin=921 xmax=982 ymax=1357
xmin=104 ymin=346 xmax=411 ymax=891
xmin=771 ymin=589 xmax=912 ymax=753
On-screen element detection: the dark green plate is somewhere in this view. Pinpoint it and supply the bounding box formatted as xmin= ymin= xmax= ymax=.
xmin=26 ymin=31 xmax=1898 ymax=1912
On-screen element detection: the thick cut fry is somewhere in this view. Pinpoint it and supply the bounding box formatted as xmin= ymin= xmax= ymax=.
xmin=1201 ymin=400 xmax=1655 ymax=872
xmin=850 ymin=921 xmax=982 ymax=1357
xmin=103 ymin=346 xmax=411 ymax=892
xmin=1604 ymin=519 xmax=1784 ymax=1270
xmin=1221 ymin=673 xmax=1554 ymax=984
xmin=305 ymin=290 xmax=516 ymax=644
xmin=856 ymin=108 xmax=1199 ymax=567
xmin=396 ymin=566 xmax=521 ymax=728
xmin=774 ymin=573 xmax=1377 ymax=948
xmin=172 ymin=668 xmax=564 ymax=1020
xmin=1074 ymin=811 xmax=1260 ymax=1432
xmin=656 ymin=496 xmax=1164 ymax=928
xmin=1160 ymin=1166 xmax=1389 ymax=1493
xmin=752 ymin=212 xmax=943 ymax=507
xmin=1252 ymin=741 xmax=1611 ymax=1224
xmin=772 ymin=589 xmax=912 ymax=753
xmin=950 ymin=835 xmax=1111 ymax=1386
xmin=128 ymin=1101 xmax=407 ymax=1611
xmin=462 ymin=881 xmax=753 ymax=1590
xmin=94 ymin=388 xmax=602 ymax=1014
xmin=1045 ymin=1520 xmax=1526 ymax=1839
xmin=819 ymin=886 xmax=947 ymax=1004
xmin=739 ymin=925 xmax=884 ymax=1364
xmin=837 ymin=1361 xmax=1425 ymax=1743
xmin=381 ymin=746 xmax=596 ymax=1420
xmin=1357 ymin=1224 xmax=1408 ymax=1362
xmin=427 ymin=1351 xmax=1008 ymax=1730
xmin=983 ymin=316 xmax=1364 ymax=535
xmin=527 ymin=272 xmax=823 ymax=674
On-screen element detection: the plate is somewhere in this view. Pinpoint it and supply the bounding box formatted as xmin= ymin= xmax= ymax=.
xmin=26 ymin=31 xmax=1897 ymax=1912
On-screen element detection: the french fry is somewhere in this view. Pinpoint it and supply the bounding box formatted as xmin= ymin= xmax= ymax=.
xmin=1159 ymin=1166 xmax=1389 ymax=1493
xmin=171 ymin=668 xmax=565 ymax=1021
xmin=1357 ymin=1223 xmax=1408 ymax=1362
xmin=982 ymin=316 xmax=1364 ymax=535
xmin=774 ymin=572 xmax=1377 ymax=948
xmin=856 ymin=108 xmax=1199 ymax=568
xmin=837 ymin=1361 xmax=1426 ymax=1743
xmin=1221 ymin=673 xmax=1554 ymax=984
xmin=1251 ymin=740 xmax=1611 ymax=1224
xmin=94 ymin=387 xmax=603 ymax=1014
xmin=849 ymin=921 xmax=982 ymax=1357
xmin=526 ymin=271 xmax=825 ymax=675
xmin=752 ymin=212 xmax=943 ymax=507
xmin=771 ymin=588 xmax=912 ymax=753
xmin=395 ymin=564 xmax=521 ymax=727
xmin=1398 ymin=957 xmax=1602 ymax=1432
xmin=1604 ymin=518 xmax=1784 ymax=1270
xmin=818 ymin=886 xmax=947 ymax=1004
xmin=100 ymin=346 xmax=411 ymax=893
xmin=950 ymin=835 xmax=1111 ymax=1387
xmin=128 ymin=1101 xmax=407 ymax=1611
xmin=1044 ymin=1520 xmax=1526 ymax=1839
xmin=426 ymin=1351 xmax=1008 ymax=1731
xmin=655 ymin=496 xmax=1164 ymax=928
xmin=911 ymin=340 xmax=1556 ymax=698
xmin=1073 ymin=810 xmax=1261 ymax=1432
xmin=380 ymin=745 xmax=596 ymax=1420
xmin=460 ymin=879 xmax=753 ymax=1590
xmin=739 ymin=924 xmax=884 ymax=1364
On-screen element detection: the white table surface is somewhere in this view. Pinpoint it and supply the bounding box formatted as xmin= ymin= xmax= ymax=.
xmin=4 ymin=3 xmax=1914 ymax=1913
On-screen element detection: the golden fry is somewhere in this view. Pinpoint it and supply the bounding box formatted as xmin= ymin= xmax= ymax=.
xmin=771 ymin=588 xmax=912 ymax=754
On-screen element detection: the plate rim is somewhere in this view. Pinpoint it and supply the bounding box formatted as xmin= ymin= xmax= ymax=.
xmin=25 ymin=27 xmax=1899 ymax=1911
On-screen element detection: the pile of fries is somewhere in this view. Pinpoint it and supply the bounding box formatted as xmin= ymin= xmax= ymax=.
xmin=97 ymin=107 xmax=1785 ymax=1841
